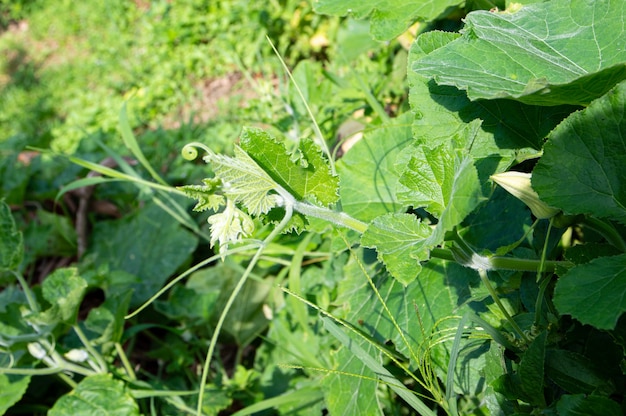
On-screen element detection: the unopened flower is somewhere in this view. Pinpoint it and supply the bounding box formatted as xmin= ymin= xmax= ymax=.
xmin=64 ymin=348 xmax=89 ymax=363
xmin=491 ymin=171 xmax=559 ymax=219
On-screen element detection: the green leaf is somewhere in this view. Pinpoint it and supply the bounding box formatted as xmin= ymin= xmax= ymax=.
xmin=336 ymin=113 xmax=413 ymax=222
xmin=31 ymin=268 xmax=87 ymax=325
xmin=322 ymin=317 xmax=435 ymax=416
xmin=553 ymin=254 xmax=626 ymax=330
xmin=409 ymin=31 xmax=576 ymax=183
xmin=556 ymin=394 xmax=622 ymax=416
xmin=322 ymin=334 xmax=382 ymax=416
xmin=533 ymin=81 xmax=626 ymax=225
xmin=518 ymin=331 xmax=546 ymax=407
xmin=0 ymin=200 xmax=23 ymax=273
xmin=460 ymin=187 xmax=532 ymax=252
xmin=0 ymin=374 xmax=30 ymax=416
xmin=398 ymin=144 xmax=482 ymax=224
xmin=413 ymin=1 xmax=626 ymax=105
xmin=361 ymin=139 xmax=483 ymax=284
xmin=336 ymin=252 xmax=477 ymax=369
xmin=361 ymin=213 xmax=433 ymax=285
xmin=84 ymin=291 xmax=133 ymax=347
xmin=546 ymin=349 xmax=614 ymax=395
xmin=208 ymin=146 xmax=283 ymax=216
xmin=240 ymin=128 xmax=339 ymax=206
xmin=154 ymin=285 xmax=220 ymax=323
xmin=314 ymin=0 xmax=464 ymax=41
xmin=48 ymin=374 xmax=139 ymax=416
xmin=90 ymin=201 xmax=198 ymax=306
xmin=178 ymin=178 xmax=224 ymax=212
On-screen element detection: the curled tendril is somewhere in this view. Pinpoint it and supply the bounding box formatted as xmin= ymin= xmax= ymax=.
xmin=181 ymin=142 xmax=213 ymax=161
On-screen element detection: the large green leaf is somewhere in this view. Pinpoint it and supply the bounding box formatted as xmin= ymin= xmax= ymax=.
xmin=361 ymin=213 xmax=433 ymax=285
xmin=336 ymin=252 xmax=477 ymax=368
xmin=0 ymin=200 xmax=23 ymax=273
xmin=48 ymin=374 xmax=139 ymax=416
xmin=363 ymin=142 xmax=482 ymax=284
xmin=90 ymin=201 xmax=198 ymax=306
xmin=533 ymin=81 xmax=626 ymax=225
xmin=409 ymin=31 xmax=576 ymax=185
xmin=398 ymin=144 xmax=482 ymax=226
xmin=413 ymin=0 xmax=626 ymax=106
xmin=553 ymin=254 xmax=626 ymax=330
xmin=314 ymin=0 xmax=463 ymax=41
xmin=336 ymin=113 xmax=413 ymax=222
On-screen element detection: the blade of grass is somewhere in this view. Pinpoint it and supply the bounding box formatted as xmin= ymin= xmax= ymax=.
xmin=119 ymin=103 xmax=168 ymax=186
xmin=446 ymin=313 xmax=469 ymax=416
xmin=266 ymin=36 xmax=335 ymax=175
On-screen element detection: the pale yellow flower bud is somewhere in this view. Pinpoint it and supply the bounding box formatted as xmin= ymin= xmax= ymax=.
xmin=490 ymin=172 xmax=559 ymax=219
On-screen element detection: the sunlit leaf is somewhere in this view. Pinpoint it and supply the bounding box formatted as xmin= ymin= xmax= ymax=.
xmin=533 ymin=81 xmax=626 ymax=225
xmin=413 ymin=1 xmax=626 ymax=105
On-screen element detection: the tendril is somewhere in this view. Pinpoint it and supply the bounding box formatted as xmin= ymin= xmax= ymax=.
xmin=181 ymin=142 xmax=213 ymax=161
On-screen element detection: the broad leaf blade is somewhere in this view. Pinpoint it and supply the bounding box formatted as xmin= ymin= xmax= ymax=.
xmin=90 ymin=201 xmax=198 ymax=306
xmin=208 ymin=146 xmax=282 ymax=216
xmin=240 ymin=128 xmax=338 ymax=206
xmin=314 ymin=0 xmax=464 ymax=41
xmin=48 ymin=374 xmax=139 ymax=416
xmin=361 ymin=213 xmax=432 ymax=285
xmin=409 ymin=31 xmax=576 ymax=184
xmin=31 ymin=268 xmax=87 ymax=325
xmin=413 ymin=1 xmax=626 ymax=105
xmin=337 ymin=113 xmax=413 ymax=222
xmin=553 ymin=254 xmax=626 ymax=330
xmin=0 ymin=374 xmax=30 ymax=415
xmin=556 ymin=394 xmax=622 ymax=416
xmin=533 ymin=81 xmax=626 ymax=224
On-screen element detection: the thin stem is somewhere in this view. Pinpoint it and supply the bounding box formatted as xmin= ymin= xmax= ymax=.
xmin=126 ymin=244 xmax=261 ymax=319
xmin=13 ymin=271 xmax=39 ymax=313
xmin=533 ymin=218 xmax=554 ymax=328
xmin=266 ymin=36 xmax=335 ymax=175
xmin=115 ymin=342 xmax=137 ymax=381
xmin=196 ymin=203 xmax=294 ymax=415
xmin=73 ymin=325 xmax=107 ymax=373
xmin=354 ymin=74 xmax=391 ymax=123
xmin=478 ymin=269 xmax=531 ymax=345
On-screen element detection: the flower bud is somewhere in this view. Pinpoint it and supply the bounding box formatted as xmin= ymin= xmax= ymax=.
xmin=64 ymin=348 xmax=89 ymax=363
xmin=491 ymin=172 xmax=559 ymax=219
xmin=28 ymin=342 xmax=47 ymax=360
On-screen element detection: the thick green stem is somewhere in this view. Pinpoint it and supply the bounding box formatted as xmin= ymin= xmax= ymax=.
xmin=293 ymin=201 xmax=368 ymax=233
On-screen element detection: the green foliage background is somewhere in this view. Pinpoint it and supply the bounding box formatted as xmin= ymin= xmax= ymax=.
xmin=2 ymin=0 xmax=626 ymax=415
